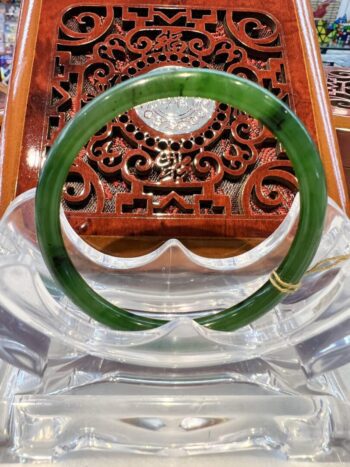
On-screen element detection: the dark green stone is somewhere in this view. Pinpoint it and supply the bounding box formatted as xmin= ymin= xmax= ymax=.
xmin=35 ymin=69 xmax=327 ymax=332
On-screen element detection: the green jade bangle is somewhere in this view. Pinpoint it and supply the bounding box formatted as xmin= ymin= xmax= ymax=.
xmin=35 ymin=69 xmax=327 ymax=332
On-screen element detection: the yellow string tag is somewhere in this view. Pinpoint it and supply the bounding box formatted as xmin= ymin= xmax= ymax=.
xmin=269 ymin=253 xmax=350 ymax=294
xmin=269 ymin=270 xmax=300 ymax=294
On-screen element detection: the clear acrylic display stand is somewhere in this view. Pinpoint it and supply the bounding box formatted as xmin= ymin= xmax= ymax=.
xmin=0 ymin=188 xmax=350 ymax=462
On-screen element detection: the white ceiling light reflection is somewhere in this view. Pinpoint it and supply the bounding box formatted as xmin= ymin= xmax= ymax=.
xmin=135 ymin=66 xmax=216 ymax=135
xmin=27 ymin=148 xmax=41 ymax=169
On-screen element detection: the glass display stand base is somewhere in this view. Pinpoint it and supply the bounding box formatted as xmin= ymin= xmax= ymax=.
xmin=0 ymin=359 xmax=349 ymax=462
xmin=1 ymin=190 xmax=350 ymax=462
xmin=0 ymin=354 xmax=350 ymax=462
xmin=7 ymin=394 xmax=350 ymax=460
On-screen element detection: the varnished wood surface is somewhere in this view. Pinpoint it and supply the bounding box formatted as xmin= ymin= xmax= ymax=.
xmin=294 ymin=2 xmax=349 ymax=213
xmin=337 ymin=129 xmax=350 ymax=162
xmin=0 ymin=0 xmax=42 ymax=216
xmin=324 ymin=66 xmax=350 ymax=197
xmin=335 ymin=128 xmax=350 ymax=196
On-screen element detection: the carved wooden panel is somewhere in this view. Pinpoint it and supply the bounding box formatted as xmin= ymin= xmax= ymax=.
xmin=325 ymin=66 xmax=350 ymax=197
xmin=4 ymin=0 xmax=347 ymax=238
xmin=50 ymin=7 xmax=296 ymax=222
xmin=326 ymin=66 xmax=350 ymax=117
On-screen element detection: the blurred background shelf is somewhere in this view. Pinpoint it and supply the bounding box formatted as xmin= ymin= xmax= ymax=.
xmin=0 ymin=1 xmax=19 ymax=85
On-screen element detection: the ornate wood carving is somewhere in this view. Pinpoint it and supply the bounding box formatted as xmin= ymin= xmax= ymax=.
xmin=45 ymin=6 xmax=297 ymax=235
xmin=327 ymin=67 xmax=350 ymax=113
xmin=325 ymin=66 xmax=350 ymax=197
xmin=3 ymin=0 xmax=347 ymax=239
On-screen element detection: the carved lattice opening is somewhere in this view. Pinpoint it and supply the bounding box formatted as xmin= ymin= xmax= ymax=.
xmin=38 ymin=4 xmax=299 ymax=236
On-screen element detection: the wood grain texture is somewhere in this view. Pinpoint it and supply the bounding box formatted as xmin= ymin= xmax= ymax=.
xmin=0 ymin=0 xmax=347 ymax=252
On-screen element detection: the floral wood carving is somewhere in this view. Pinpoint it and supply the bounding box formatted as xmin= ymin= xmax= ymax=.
xmin=45 ymin=5 xmax=298 ymax=236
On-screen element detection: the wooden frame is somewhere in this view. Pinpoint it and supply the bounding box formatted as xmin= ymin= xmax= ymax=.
xmin=325 ymin=65 xmax=350 ymax=197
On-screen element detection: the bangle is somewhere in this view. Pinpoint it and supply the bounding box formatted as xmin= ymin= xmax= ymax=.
xmin=35 ymin=69 xmax=327 ymax=332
